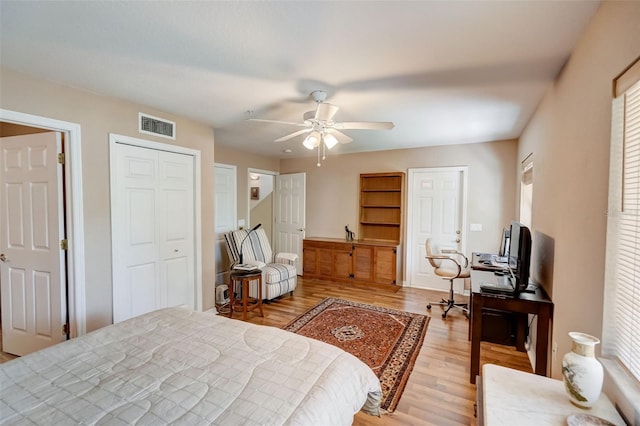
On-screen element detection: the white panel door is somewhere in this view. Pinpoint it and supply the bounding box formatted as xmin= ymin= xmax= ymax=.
xmin=1 ymin=132 xmax=66 ymax=355
xmin=112 ymin=143 xmax=195 ymax=323
xmin=408 ymin=168 xmax=466 ymax=290
xmin=158 ymin=151 xmax=195 ymax=310
xmin=214 ymin=164 xmax=237 ymax=235
xmin=214 ymin=164 xmax=236 ymax=284
xmin=274 ymin=173 xmax=306 ymax=274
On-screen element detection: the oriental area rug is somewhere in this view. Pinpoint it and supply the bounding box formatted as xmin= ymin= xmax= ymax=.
xmin=283 ymin=297 xmax=429 ymax=412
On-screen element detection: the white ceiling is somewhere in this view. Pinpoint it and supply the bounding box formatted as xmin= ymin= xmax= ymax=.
xmin=0 ymin=1 xmax=600 ymax=159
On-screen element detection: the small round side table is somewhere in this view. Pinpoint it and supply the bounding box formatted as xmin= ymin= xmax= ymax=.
xmin=228 ymin=270 xmax=264 ymax=320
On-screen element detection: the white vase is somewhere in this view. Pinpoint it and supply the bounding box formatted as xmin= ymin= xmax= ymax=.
xmin=562 ymin=332 xmax=603 ymax=408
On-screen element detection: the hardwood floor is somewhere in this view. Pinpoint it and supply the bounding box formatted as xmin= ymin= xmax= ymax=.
xmin=0 ymin=277 xmax=532 ymax=425
xmin=241 ymin=277 xmax=533 ymax=426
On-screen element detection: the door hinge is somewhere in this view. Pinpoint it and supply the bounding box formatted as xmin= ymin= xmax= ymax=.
xmin=58 ymin=153 xmax=65 ymax=164
xmin=62 ymin=323 xmax=69 ymax=335
xmin=60 ymin=239 xmax=68 ymax=250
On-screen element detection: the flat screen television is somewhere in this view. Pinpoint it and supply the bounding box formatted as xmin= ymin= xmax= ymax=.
xmin=508 ymin=221 xmax=532 ymax=292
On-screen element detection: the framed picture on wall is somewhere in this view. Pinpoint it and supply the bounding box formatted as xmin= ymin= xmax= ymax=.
xmin=251 ymin=187 xmax=259 ymax=200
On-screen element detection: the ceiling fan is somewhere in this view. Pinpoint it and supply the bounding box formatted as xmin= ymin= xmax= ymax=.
xmin=249 ymin=90 xmax=394 ymax=165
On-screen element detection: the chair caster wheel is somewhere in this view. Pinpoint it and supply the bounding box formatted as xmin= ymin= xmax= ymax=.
xmin=442 ymin=313 xmax=447 ymax=319
xmin=426 ymin=304 xmax=432 ymax=310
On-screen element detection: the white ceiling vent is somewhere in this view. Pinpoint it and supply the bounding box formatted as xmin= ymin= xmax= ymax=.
xmin=139 ymin=113 xmax=175 ymax=140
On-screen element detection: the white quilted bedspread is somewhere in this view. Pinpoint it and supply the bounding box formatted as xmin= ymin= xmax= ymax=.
xmin=0 ymin=307 xmax=381 ymax=425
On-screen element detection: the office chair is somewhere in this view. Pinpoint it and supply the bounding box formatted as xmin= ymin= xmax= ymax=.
xmin=425 ymin=238 xmax=470 ymax=319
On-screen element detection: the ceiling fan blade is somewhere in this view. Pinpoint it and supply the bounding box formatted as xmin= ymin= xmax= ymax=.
xmin=248 ymin=118 xmax=307 ymax=127
xmin=334 ymin=121 xmax=395 ymax=130
xmin=326 ymin=128 xmax=353 ymax=144
xmin=315 ymin=103 xmax=340 ymax=122
xmin=274 ymin=128 xmax=312 ymax=142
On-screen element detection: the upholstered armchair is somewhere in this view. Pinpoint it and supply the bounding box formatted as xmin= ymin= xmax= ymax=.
xmin=224 ymin=228 xmax=298 ymax=301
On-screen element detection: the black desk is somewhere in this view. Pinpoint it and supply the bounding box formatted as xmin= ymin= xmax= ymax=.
xmin=470 ymin=252 xmax=524 ymax=348
xmin=471 ymin=252 xmax=509 ymax=272
xmin=469 ymin=269 xmax=553 ymax=384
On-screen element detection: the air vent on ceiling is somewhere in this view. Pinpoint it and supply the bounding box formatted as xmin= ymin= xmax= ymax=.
xmin=139 ymin=113 xmax=175 ymax=140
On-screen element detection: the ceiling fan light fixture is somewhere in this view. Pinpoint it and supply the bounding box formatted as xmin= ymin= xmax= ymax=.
xmin=323 ymin=133 xmax=338 ymax=150
xmin=251 ymin=90 xmax=392 ymax=163
xmin=303 ymin=131 xmax=321 ymax=150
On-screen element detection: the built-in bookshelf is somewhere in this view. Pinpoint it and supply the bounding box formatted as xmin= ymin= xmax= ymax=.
xmin=359 ymin=172 xmax=405 ymax=243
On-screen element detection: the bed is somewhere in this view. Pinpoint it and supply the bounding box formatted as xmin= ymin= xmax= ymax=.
xmin=0 ymin=307 xmax=381 ymax=425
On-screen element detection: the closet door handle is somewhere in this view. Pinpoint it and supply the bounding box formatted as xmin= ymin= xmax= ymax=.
xmin=0 ymin=253 xmax=6 ymax=262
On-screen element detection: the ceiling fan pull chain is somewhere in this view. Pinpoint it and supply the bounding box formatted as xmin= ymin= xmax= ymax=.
xmin=322 ymin=141 xmax=326 ymax=161
xmin=317 ymin=145 xmax=321 ymax=167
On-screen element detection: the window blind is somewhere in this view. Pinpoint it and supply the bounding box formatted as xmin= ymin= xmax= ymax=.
xmin=603 ymin=79 xmax=640 ymax=382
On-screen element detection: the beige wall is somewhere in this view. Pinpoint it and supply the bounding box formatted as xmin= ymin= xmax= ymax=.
xmin=0 ymin=68 xmax=216 ymax=332
xmin=214 ymin=144 xmax=280 ymax=229
xmin=280 ymin=139 xmax=518 ymax=281
xmin=251 ymin=193 xmax=274 ymax=239
xmin=518 ymin=0 xmax=640 ymax=379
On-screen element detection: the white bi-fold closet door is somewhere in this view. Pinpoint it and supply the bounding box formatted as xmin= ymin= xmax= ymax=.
xmin=110 ymin=135 xmax=199 ymax=323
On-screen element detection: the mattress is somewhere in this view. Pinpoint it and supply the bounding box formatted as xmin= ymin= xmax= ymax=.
xmin=0 ymin=307 xmax=381 ymax=425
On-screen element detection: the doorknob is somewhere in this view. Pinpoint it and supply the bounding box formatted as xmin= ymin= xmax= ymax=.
xmin=0 ymin=253 xmax=6 ymax=262
xmin=297 ymin=228 xmax=305 ymax=232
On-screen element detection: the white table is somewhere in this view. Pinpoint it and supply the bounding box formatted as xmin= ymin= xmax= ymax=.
xmin=480 ymin=364 xmax=626 ymax=425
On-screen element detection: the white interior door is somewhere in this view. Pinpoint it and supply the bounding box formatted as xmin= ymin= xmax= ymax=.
xmin=1 ymin=132 xmax=66 ymax=356
xmin=274 ymin=173 xmax=306 ymax=273
xmin=111 ymin=142 xmax=195 ymax=323
xmin=215 ymin=164 xmax=237 ymax=235
xmin=407 ymin=167 xmax=467 ymax=291
xmin=214 ymin=163 xmax=236 ymax=284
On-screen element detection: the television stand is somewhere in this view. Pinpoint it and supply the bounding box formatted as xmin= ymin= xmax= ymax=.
xmin=469 ymin=269 xmax=554 ymax=384
xmin=470 ymin=252 xmax=525 ymax=349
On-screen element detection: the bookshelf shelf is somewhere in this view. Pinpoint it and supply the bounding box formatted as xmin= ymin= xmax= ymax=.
xmin=359 ymin=172 xmax=405 ymax=243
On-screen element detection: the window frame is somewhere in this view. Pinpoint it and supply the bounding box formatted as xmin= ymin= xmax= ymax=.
xmin=601 ymin=63 xmax=640 ymax=424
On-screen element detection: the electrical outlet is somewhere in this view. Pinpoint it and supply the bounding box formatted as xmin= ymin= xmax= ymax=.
xmin=552 ymin=341 xmax=558 ymax=361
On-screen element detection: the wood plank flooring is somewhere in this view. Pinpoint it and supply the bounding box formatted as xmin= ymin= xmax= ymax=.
xmin=0 ymin=277 xmax=533 ymax=425
xmin=240 ymin=277 xmax=533 ymax=426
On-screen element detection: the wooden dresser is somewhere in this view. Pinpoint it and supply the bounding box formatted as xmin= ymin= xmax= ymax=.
xmin=303 ymin=237 xmax=400 ymax=286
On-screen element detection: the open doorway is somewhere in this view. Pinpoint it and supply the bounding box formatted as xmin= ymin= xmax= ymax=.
xmin=248 ymin=169 xmax=276 ymax=244
xmin=0 ymin=110 xmax=86 ymax=350
xmin=0 ymin=124 xmax=57 ymax=360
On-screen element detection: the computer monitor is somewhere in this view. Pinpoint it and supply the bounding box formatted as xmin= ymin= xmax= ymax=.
xmin=508 ymin=221 xmax=532 ymax=292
